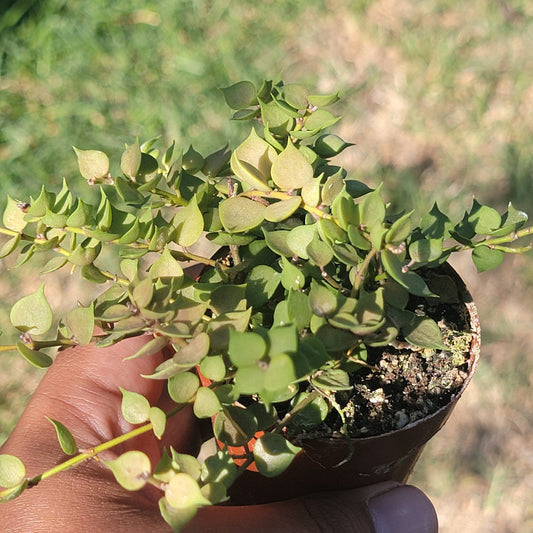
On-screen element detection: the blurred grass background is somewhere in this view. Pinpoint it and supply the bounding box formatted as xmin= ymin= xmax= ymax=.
xmin=1 ymin=1 xmax=532 ymax=531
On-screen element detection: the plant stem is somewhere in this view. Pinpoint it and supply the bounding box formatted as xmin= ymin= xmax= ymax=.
xmin=271 ymin=390 xmax=321 ymax=434
xmin=321 ymin=269 xmax=342 ymax=290
xmin=0 ymin=228 xmax=19 ymax=237
xmin=31 ymin=424 xmax=156 ymax=485
xmin=488 ymin=243 xmax=533 ymax=253
xmin=352 ymin=248 xmax=378 ymax=295
xmin=484 ymin=225 xmax=533 ymax=246
xmin=152 ymin=188 xmax=187 ymax=206
xmin=229 ymin=244 xmax=241 ymax=266
xmin=221 ymin=406 xmax=251 ymax=441
xmin=0 ymin=345 xmax=17 ymax=352
xmin=170 ymin=249 xmax=219 ymax=268
xmin=53 ymin=247 xmax=70 ymax=257
xmin=63 ymin=226 xmax=89 ymax=236
xmin=98 ymin=269 xmax=130 ymax=286
xmin=0 ymin=403 xmax=188 ymax=501
xmin=31 ymin=338 xmax=77 ymax=350
xmin=443 ymin=225 xmax=533 ymax=254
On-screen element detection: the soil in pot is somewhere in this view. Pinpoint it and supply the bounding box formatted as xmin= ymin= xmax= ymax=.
xmin=292 ymin=275 xmax=473 ymax=440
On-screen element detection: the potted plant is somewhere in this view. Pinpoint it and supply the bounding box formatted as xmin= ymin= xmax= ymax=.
xmin=0 ymin=79 xmax=531 ymax=531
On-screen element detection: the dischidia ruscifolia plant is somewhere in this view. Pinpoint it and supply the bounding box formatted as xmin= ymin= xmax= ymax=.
xmin=0 ymin=79 xmax=532 ymax=530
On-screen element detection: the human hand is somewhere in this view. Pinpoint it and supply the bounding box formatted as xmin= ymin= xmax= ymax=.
xmin=1 ymin=337 xmax=438 ymax=532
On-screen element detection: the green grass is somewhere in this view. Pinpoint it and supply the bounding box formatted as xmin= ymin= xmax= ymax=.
xmin=1 ymin=1 xmax=533 ymax=531
xmin=0 ymin=0 xmax=326 ymax=195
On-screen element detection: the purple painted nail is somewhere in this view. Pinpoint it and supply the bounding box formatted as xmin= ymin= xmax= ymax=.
xmin=367 ymin=485 xmax=439 ymax=533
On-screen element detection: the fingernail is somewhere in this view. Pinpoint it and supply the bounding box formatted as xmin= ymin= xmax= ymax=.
xmin=367 ymin=485 xmax=438 ymax=533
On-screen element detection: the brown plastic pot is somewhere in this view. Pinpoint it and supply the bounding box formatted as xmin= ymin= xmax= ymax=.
xmin=225 ymin=264 xmax=481 ymax=505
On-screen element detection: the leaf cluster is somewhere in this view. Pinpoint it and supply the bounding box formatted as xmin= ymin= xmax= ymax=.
xmin=1 ymin=79 xmax=532 ymax=530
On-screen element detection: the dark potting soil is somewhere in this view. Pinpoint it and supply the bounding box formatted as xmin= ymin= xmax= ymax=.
xmin=305 ymin=291 xmax=474 ymax=439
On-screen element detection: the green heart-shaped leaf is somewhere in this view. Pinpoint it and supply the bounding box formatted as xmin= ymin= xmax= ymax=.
xmin=271 ymin=141 xmax=313 ymax=190
xmin=68 ymin=242 xmax=101 ymax=266
xmin=286 ymin=224 xmax=316 ymax=259
xmin=321 ymin=174 xmax=344 ymax=206
xmin=230 ymin=129 xmax=275 ymax=191
xmin=201 ymin=145 xmax=231 ymax=178
xmin=120 ymin=139 xmax=142 ymax=179
xmin=467 ymin=199 xmax=501 ymax=235
xmin=381 ymin=250 xmax=435 ymax=297
xmin=172 ymin=197 xmax=204 ymax=247
xmin=150 ymin=246 xmax=184 ymax=279
xmin=0 ymin=235 xmax=21 ymax=259
xmin=268 ymin=325 xmax=299 ymax=357
xmin=169 ymin=450 xmax=202 ymax=481
xmin=103 ymin=451 xmax=151 ymax=491
xmin=193 ymin=387 xmax=221 ymax=419
xmin=213 ymin=406 xmax=258 ymax=447
xmin=314 ymin=134 xmax=354 ymax=158
xmin=307 ymin=92 xmax=340 ymax=107
xmin=10 ymin=284 xmax=53 ymax=336
xmin=264 ymin=353 xmax=297 ymax=392
xmin=3 ymin=197 xmax=27 ymax=233
xmin=228 ymin=330 xmax=267 ymax=367
xmin=16 ymin=342 xmax=53 ymax=368
xmin=73 ymin=147 xmax=109 ymax=181
xmin=489 ymin=202 xmax=528 ymax=237
xmin=40 ymin=255 xmax=67 ymax=274
xmin=221 ymin=80 xmax=257 ymax=110
xmin=159 ymin=496 xmax=198 ymax=531
xmin=245 ymin=265 xmax=280 ymax=307
xmin=200 ymin=482 xmax=227 ymax=505
xmin=262 ymin=229 xmax=293 ymax=257
xmin=199 ymin=355 xmax=226 ymax=382
xmin=312 ymin=368 xmax=352 ymax=391
xmin=46 ymin=418 xmax=78 ymax=456
xmin=131 ymin=278 xmax=154 ymax=308
xmin=305 ymin=109 xmax=340 ymax=131
xmin=173 ymin=332 xmax=210 ymax=367
xmin=136 ymin=152 xmax=159 ymax=184
xmin=182 ymin=145 xmax=204 ymax=173
xmin=281 ymin=83 xmax=309 ymax=110
xmin=409 ymin=238 xmax=444 ymax=265
xmin=308 ymin=280 xmax=337 ymax=317
xmin=200 ymin=450 xmax=237 ymax=488
xmin=253 ymin=433 xmax=301 ymax=478
xmin=472 ymin=245 xmax=505 ymax=272
xmin=404 ymin=316 xmax=448 ymax=350
xmin=264 ymin=197 xmax=301 ymax=222
xmin=280 ymin=256 xmax=305 ymax=291
xmin=120 ymin=388 xmax=151 ymax=424
xmin=234 ymin=364 xmax=266 ymax=395
xmin=168 ymin=371 xmax=200 ymax=404
xmin=150 ymin=406 xmax=166 ymax=439
xmin=306 ymin=235 xmax=333 ymax=267
xmin=385 ymin=210 xmax=414 ymax=245
xmin=287 ymin=289 xmax=312 ymax=330
xmin=219 ymin=196 xmax=266 ymax=233
xmin=420 ymin=203 xmax=452 ymax=239
xmin=66 ymin=199 xmax=94 ymax=228
xmin=0 ymin=455 xmax=26 ymax=488
xmin=64 ymin=304 xmax=94 ymax=346
xmin=301 ymin=177 xmax=321 ymax=208
xmin=260 ymin=100 xmax=294 ymax=134
xmin=124 ymin=335 xmax=169 ymax=361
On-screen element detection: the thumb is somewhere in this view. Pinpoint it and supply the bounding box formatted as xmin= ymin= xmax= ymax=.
xmin=187 ymin=482 xmax=438 ymax=533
